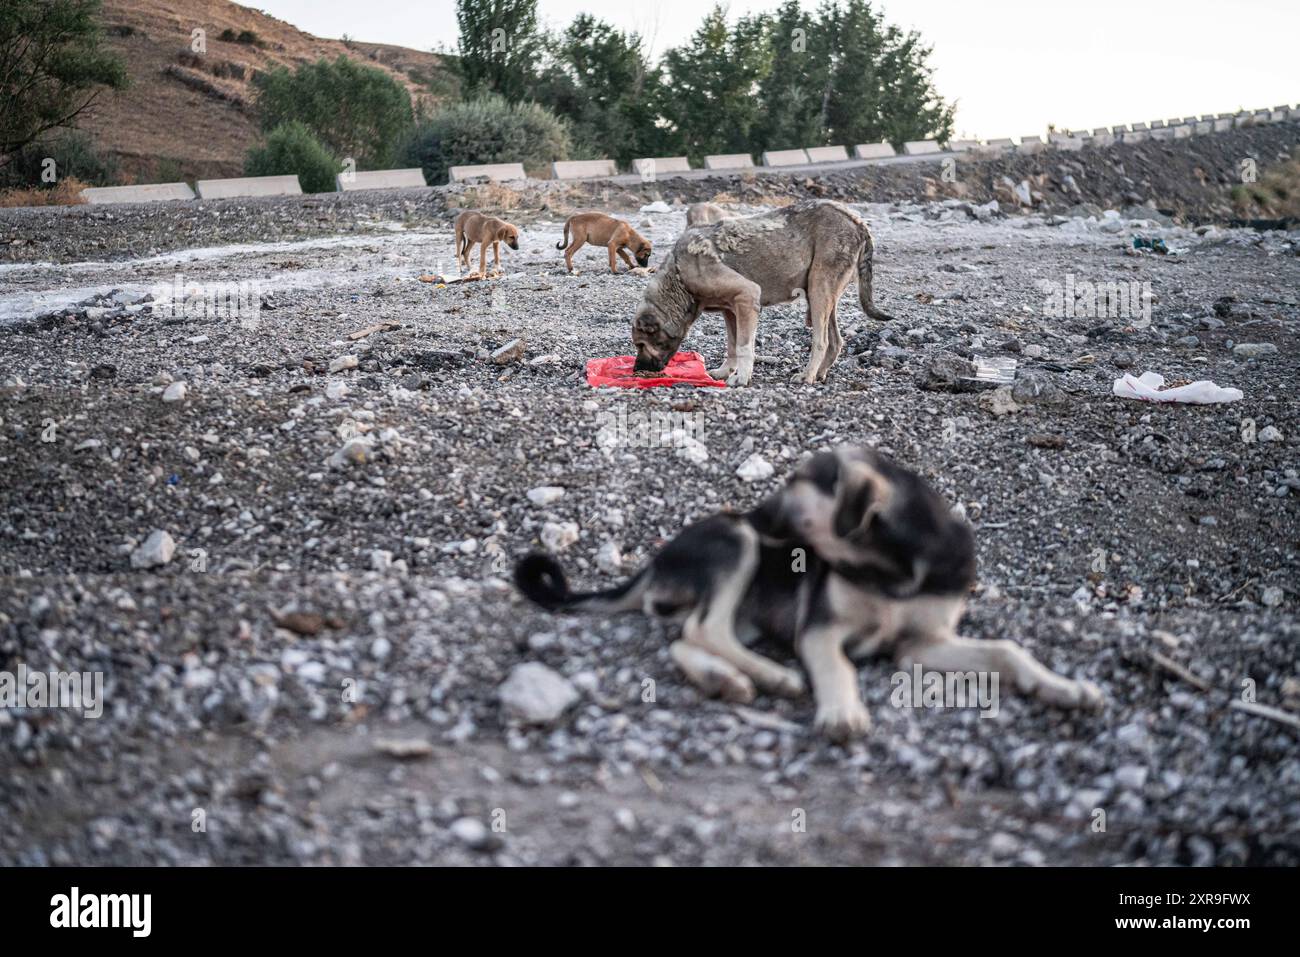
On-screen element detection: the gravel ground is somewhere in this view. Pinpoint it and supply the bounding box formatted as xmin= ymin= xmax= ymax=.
xmin=1 ymin=193 xmax=1298 ymax=866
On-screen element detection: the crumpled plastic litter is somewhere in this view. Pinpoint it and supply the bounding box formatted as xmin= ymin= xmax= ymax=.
xmin=639 ymin=201 xmax=671 ymax=214
xmin=1112 ymin=371 xmax=1242 ymax=404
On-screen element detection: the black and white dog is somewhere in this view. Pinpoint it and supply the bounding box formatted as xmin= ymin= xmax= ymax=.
xmin=515 ymin=447 xmax=1102 ymax=741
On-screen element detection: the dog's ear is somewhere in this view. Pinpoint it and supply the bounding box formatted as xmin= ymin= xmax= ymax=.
xmin=833 ymin=462 xmax=891 ymax=540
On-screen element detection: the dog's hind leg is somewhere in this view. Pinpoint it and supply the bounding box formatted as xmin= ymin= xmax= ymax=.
xmin=679 ymin=530 xmax=804 ymax=697
xmin=670 ymin=641 xmax=755 ymax=703
xmin=799 ymin=269 xmax=836 ymax=384
xmin=564 ymin=238 xmax=582 ymax=274
xmin=894 ymin=635 xmax=1104 ymax=711
xmin=708 ymin=309 xmax=738 ymax=381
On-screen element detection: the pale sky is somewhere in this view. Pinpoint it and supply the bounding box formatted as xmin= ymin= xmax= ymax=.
xmin=249 ymin=0 xmax=1298 ymax=139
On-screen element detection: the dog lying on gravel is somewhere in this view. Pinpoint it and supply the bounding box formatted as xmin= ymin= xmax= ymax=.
xmin=515 ymin=446 xmax=1103 ymax=741
xmin=557 ymin=212 xmax=652 ymax=274
xmin=454 ymin=210 xmax=520 ymax=276
xmin=631 ymin=199 xmax=894 ymax=386
xmin=686 ymin=202 xmax=732 ymax=227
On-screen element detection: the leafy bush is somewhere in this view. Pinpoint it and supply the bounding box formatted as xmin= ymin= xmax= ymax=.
xmin=399 ymin=94 xmax=571 ymax=185
xmin=244 ymin=121 xmax=340 ymax=194
xmin=253 ymin=55 xmax=413 ymax=169
xmin=0 ymin=129 xmax=118 ymax=189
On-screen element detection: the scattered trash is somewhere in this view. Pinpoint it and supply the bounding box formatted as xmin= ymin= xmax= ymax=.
xmin=346 ymin=321 xmax=401 ymax=341
xmin=639 ymin=200 xmax=671 ymax=214
xmin=585 ymin=352 xmax=726 ymax=389
xmin=373 ymin=738 xmax=434 ymax=760
xmin=1113 ymin=371 xmax=1242 ymax=404
xmin=972 ymin=355 xmax=1017 ymax=385
xmin=1132 ymin=236 xmax=1169 ymax=255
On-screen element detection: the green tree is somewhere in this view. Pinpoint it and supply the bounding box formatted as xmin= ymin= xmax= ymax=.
xmin=0 ymin=0 xmax=128 ymax=167
xmin=657 ymin=6 xmax=772 ymax=162
xmin=751 ymin=1 xmax=831 ymax=152
xmin=253 ymin=56 xmax=413 ymax=169
xmin=533 ymin=15 xmax=673 ymax=165
xmin=399 ymin=93 xmax=571 ymax=185
xmin=455 ymin=0 xmax=544 ymax=102
xmin=245 ymin=121 xmax=341 ymax=194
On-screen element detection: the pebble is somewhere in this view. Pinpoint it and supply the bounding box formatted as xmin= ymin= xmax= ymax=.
xmin=498 ymin=662 xmax=579 ymax=725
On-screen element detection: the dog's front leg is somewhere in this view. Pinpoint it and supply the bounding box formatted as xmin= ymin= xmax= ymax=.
xmin=798 ymin=623 xmax=871 ymax=742
xmin=895 ymin=636 xmax=1104 ymax=711
xmin=617 ymin=247 xmax=637 ymax=271
xmin=708 ymin=310 xmax=738 ymax=380
xmin=607 ymin=242 xmax=620 ymax=274
xmin=727 ymin=288 xmax=761 ymax=386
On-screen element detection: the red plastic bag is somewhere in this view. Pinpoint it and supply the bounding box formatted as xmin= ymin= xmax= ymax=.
xmin=585 ymin=351 xmax=726 ymax=389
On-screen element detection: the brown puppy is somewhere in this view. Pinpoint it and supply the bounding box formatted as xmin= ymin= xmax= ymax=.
xmin=556 ymin=212 xmax=652 ymax=274
xmin=453 ymin=210 xmax=520 ymax=276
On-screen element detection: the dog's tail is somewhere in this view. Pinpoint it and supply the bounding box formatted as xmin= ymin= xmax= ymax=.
xmin=857 ymin=230 xmax=896 ymax=322
xmin=514 ymin=552 xmax=647 ymax=614
xmin=555 ymin=219 xmax=571 ymax=251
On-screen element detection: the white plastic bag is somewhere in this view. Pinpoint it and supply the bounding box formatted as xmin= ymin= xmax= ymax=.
xmin=1112 ymin=371 xmax=1242 ymax=404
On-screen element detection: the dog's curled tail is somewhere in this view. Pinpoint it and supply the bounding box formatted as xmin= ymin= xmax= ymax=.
xmin=856 ymin=228 xmax=896 ymax=322
xmin=555 ymin=219 xmax=571 ymax=251
xmin=514 ymin=552 xmax=646 ymax=614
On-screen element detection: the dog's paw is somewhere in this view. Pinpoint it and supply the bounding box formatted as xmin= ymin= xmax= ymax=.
xmin=814 ymin=699 xmax=871 ymax=742
xmin=1075 ymin=679 xmax=1105 ymax=712
xmin=763 ymin=665 xmax=806 ymax=699
xmin=707 ymin=366 xmax=734 ymax=380
xmin=725 ymin=370 xmax=752 ymax=387
xmin=718 ymin=672 xmax=757 ymax=705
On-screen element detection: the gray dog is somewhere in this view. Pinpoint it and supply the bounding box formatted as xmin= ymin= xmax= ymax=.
xmin=631 ymin=200 xmax=894 ymax=385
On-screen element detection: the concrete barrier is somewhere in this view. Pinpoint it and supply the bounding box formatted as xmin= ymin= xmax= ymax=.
xmin=1088 ymin=133 xmax=1114 ymax=147
xmin=1130 ymin=122 xmax=1149 ymax=131
xmin=762 ymin=149 xmax=810 ymax=166
xmin=804 ymin=145 xmax=849 ymax=163
xmin=703 ymin=153 xmax=755 ymax=170
xmin=1234 ymin=112 xmax=1252 ymax=127
xmin=552 ymin=159 xmax=618 ymax=179
xmin=1194 ymin=121 xmax=1212 ymax=135
xmin=1270 ymin=109 xmax=1288 ymax=122
xmin=853 ymin=142 xmax=896 ymax=159
xmin=1150 ymin=127 xmax=1174 ymax=141
xmin=195 ymin=175 xmax=301 ymax=200
xmin=1111 ymin=125 xmax=1129 ymax=134
xmin=981 ymin=138 xmax=1015 ymax=151
xmin=336 ymin=168 xmax=427 ymax=191
xmin=631 ymin=156 xmax=692 ymax=177
xmin=946 ymin=139 xmax=979 ymax=152
xmin=1213 ymin=118 xmax=1233 ymax=132
xmin=1018 ymin=135 xmax=1044 ymax=153
xmin=1172 ymin=125 xmax=1192 ymax=139
xmin=1125 ymin=130 xmax=1149 ymax=143
xmin=1150 ymin=120 xmax=1165 ymax=129
xmin=82 ymin=182 xmax=196 ymax=205
xmin=1092 ymin=128 xmax=1111 ymax=137
xmin=448 ymin=162 xmax=527 ymax=183
xmin=902 ymin=140 xmax=941 ymax=155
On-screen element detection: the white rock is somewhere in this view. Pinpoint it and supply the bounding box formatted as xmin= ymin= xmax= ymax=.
xmin=736 ymin=453 xmax=774 ymax=482
xmin=498 ymin=662 xmax=579 ymax=724
xmin=596 ymin=541 xmax=623 ymax=575
xmin=449 ymin=817 xmax=493 ymax=849
xmin=541 ymin=521 xmax=579 ymax=551
xmin=1261 ymin=586 xmax=1284 ymax=607
xmin=329 ymin=437 xmax=373 ymax=468
xmin=161 ymin=381 xmax=187 ymax=403
xmin=130 ymin=530 xmax=176 ymax=569
xmin=1258 ymin=425 xmax=1283 ymax=442
xmin=329 ymin=354 xmax=359 ymax=373
xmin=371 ymin=549 xmax=394 ymax=572
xmin=527 ymin=486 xmax=566 ymax=507
xmin=326 ymin=381 xmax=349 ymax=400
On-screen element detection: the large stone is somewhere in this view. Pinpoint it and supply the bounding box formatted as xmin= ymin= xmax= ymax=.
xmin=131 ymin=530 xmax=176 ymax=569
xmin=498 ymin=663 xmax=579 ymax=725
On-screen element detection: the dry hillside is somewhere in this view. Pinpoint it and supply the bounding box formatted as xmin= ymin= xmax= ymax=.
xmin=80 ymin=0 xmax=457 ymax=181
